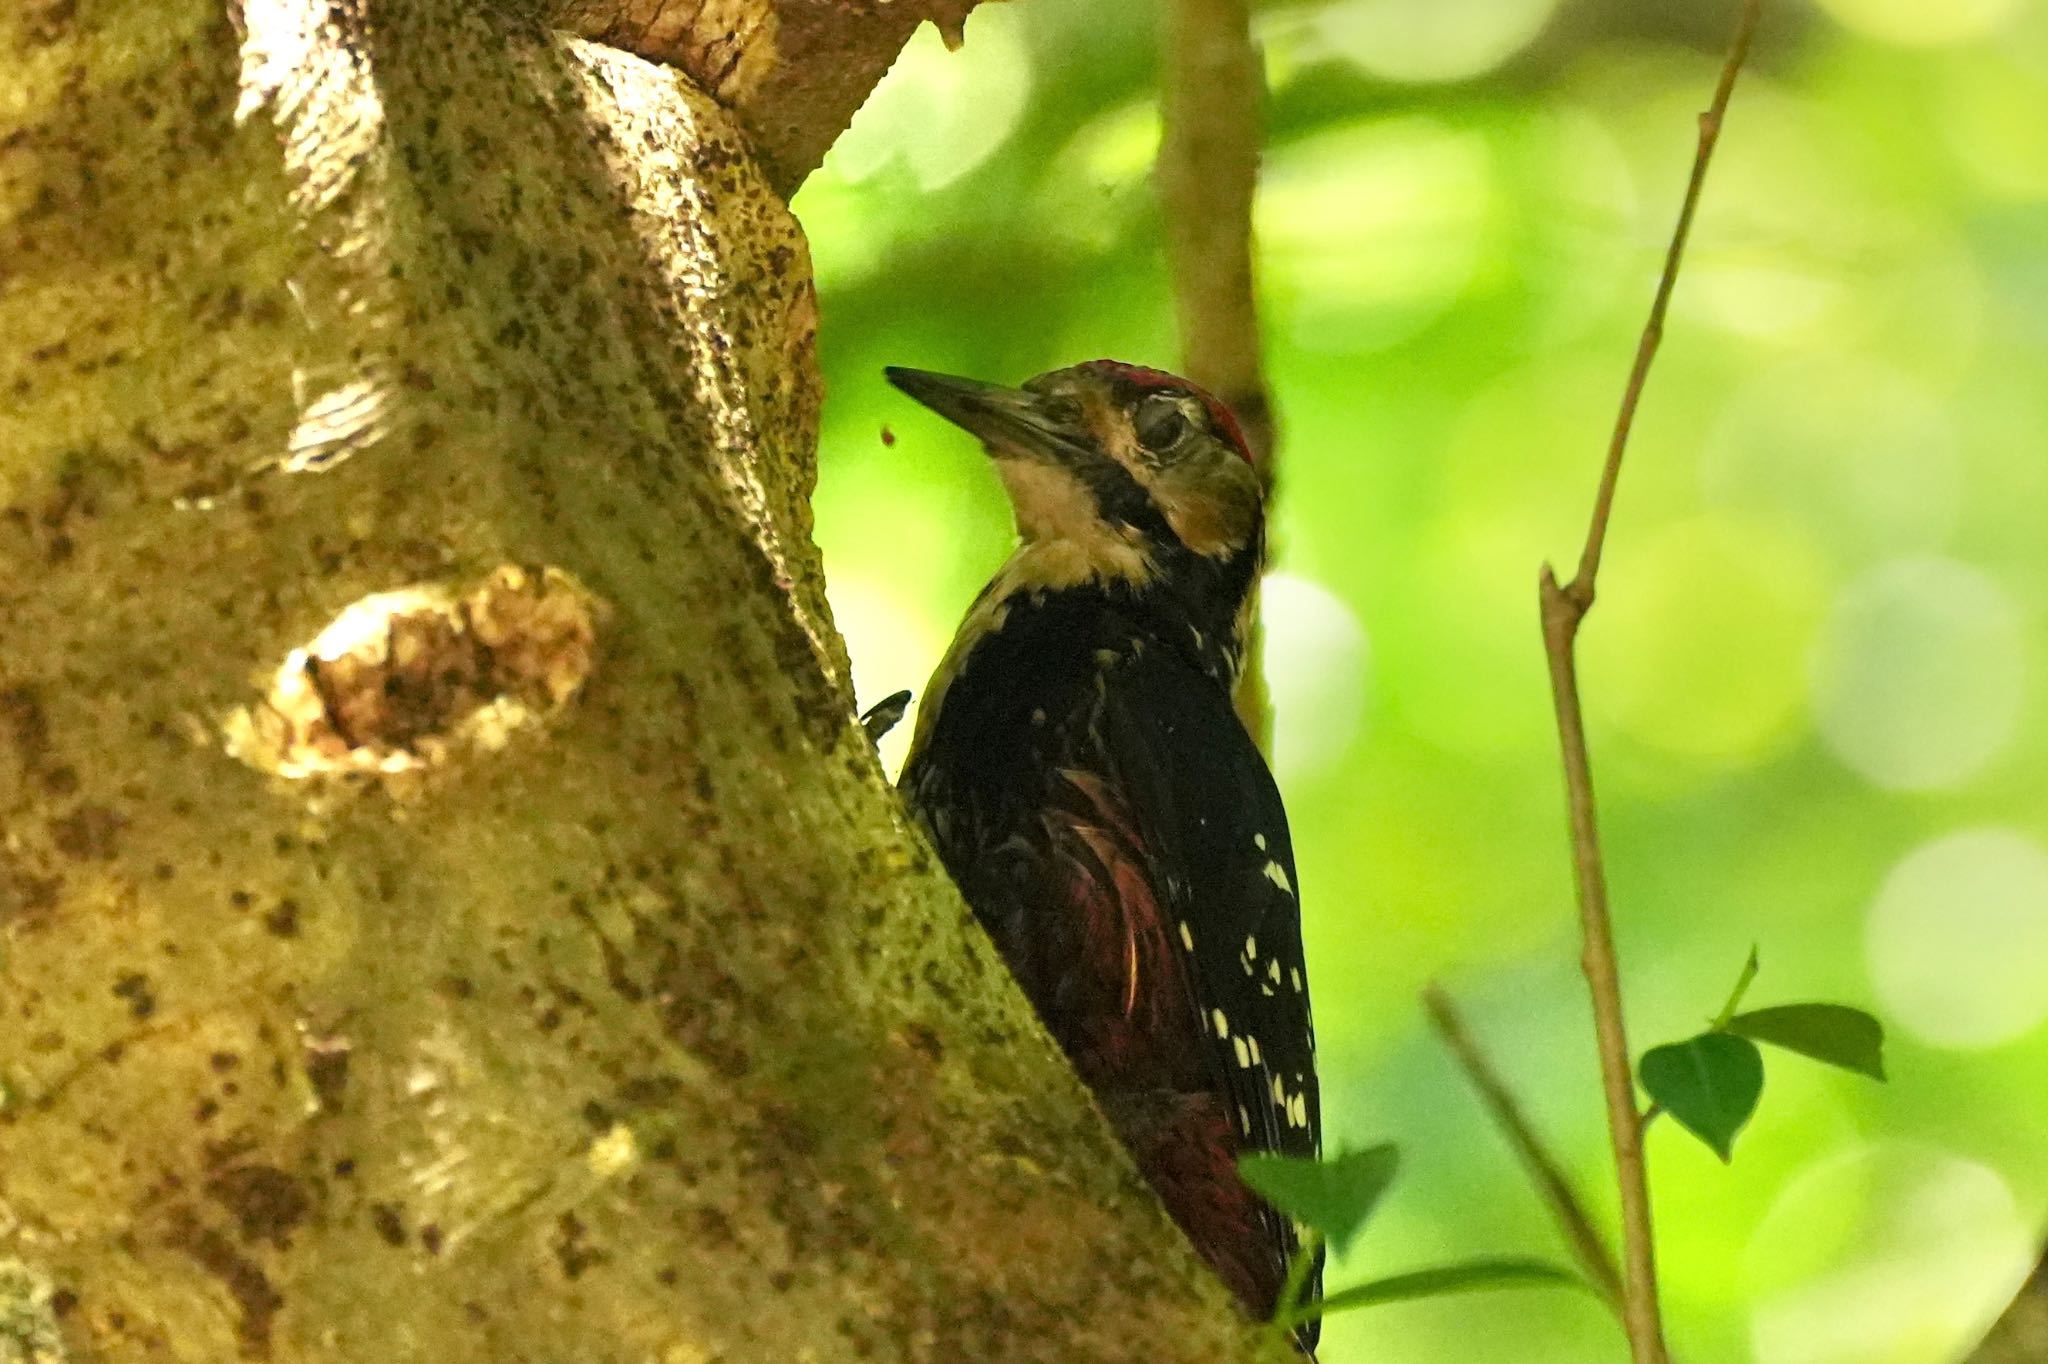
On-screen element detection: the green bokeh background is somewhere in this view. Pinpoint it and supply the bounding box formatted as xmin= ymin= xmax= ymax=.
xmin=796 ymin=1 xmax=2048 ymax=1358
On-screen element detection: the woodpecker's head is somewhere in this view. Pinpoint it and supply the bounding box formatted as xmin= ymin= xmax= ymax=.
xmin=886 ymin=360 xmax=1265 ymax=597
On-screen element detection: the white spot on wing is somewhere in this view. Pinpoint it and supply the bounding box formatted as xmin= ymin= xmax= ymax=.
xmin=1263 ymin=861 xmax=1293 ymax=894
xmin=1254 ymin=832 xmax=1268 ymax=851
xmin=1212 ymin=1008 xmax=1229 ymax=1038
xmin=1233 ymin=1036 xmax=1251 ymax=1068
xmin=1180 ymin=921 xmax=1195 ymax=951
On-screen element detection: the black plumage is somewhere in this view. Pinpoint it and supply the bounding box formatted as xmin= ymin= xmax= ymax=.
xmin=888 ymin=360 xmax=1322 ymax=1348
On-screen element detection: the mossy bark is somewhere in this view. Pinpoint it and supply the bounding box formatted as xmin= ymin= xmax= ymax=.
xmin=0 ymin=3 xmax=1284 ymax=1360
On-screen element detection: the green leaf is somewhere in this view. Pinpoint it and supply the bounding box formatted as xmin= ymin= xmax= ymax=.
xmin=1726 ymin=1003 xmax=1887 ymax=1081
xmin=1280 ymin=1257 xmax=1583 ymax=1328
xmin=1638 ymin=1033 xmax=1764 ymax=1162
xmin=1238 ymin=1144 xmax=1399 ymax=1256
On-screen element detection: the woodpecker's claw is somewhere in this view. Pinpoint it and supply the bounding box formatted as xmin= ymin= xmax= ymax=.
xmin=859 ymin=689 xmax=913 ymax=745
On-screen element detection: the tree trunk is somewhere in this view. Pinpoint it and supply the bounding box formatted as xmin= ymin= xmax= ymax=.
xmin=1966 ymin=1254 xmax=2048 ymax=1364
xmin=0 ymin=2 xmax=1283 ymax=1360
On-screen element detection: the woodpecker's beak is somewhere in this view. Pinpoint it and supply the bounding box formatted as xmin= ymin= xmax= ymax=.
xmin=885 ymin=367 xmax=1089 ymax=468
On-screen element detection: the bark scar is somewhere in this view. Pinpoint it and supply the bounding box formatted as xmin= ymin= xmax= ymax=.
xmin=224 ymin=565 xmax=604 ymax=779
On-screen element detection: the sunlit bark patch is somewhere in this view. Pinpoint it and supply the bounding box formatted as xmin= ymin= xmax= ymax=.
xmin=225 ymin=566 xmax=603 ymax=779
xmin=0 ymin=1258 xmax=64 ymax=1363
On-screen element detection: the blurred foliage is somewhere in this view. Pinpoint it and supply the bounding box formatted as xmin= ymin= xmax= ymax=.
xmin=796 ymin=0 xmax=2048 ymax=1358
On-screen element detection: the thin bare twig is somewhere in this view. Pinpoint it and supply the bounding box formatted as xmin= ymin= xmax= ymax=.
xmin=1423 ymin=984 xmax=1626 ymax=1315
xmin=1157 ymin=0 xmax=1275 ymax=747
xmin=1539 ymin=5 xmax=1764 ymax=1362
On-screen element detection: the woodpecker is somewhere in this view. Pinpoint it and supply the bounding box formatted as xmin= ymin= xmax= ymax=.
xmin=888 ymin=360 xmax=1322 ymax=1350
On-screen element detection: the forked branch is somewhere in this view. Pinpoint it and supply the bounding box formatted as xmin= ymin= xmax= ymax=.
xmin=1538 ymin=4 xmax=1765 ymax=1361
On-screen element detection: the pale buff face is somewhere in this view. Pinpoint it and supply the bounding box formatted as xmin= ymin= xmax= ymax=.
xmin=994 ymin=457 xmax=1152 ymax=581
xmin=1016 ymin=368 xmax=1263 ymax=568
xmin=900 ymin=362 xmax=1266 ymax=750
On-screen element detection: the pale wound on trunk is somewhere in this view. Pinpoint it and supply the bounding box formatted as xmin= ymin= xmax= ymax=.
xmin=224 ymin=565 xmax=604 ymax=780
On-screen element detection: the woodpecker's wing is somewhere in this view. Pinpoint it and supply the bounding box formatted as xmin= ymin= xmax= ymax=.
xmin=1090 ymin=643 xmax=1321 ymax=1170
xmin=1082 ymin=638 xmax=1323 ymax=1351
xmin=907 ymin=599 xmax=1320 ymax=1159
xmin=900 ymin=591 xmax=1321 ymax=1339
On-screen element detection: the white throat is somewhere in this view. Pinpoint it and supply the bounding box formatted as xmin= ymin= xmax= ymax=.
xmin=995 ymin=459 xmax=1154 ymax=588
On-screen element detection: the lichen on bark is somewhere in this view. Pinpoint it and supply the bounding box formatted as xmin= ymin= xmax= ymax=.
xmin=0 ymin=1 xmax=1284 ymax=1360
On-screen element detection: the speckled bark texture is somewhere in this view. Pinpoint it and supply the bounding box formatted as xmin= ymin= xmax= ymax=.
xmin=0 ymin=2 xmax=1284 ymax=1361
xmin=549 ymin=0 xmax=989 ymax=194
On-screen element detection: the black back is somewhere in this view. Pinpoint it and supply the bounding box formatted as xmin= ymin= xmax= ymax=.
xmin=902 ymin=574 xmax=1322 ymax=1342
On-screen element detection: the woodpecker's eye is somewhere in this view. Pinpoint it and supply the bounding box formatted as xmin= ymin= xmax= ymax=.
xmin=1134 ymin=395 xmax=1192 ymax=454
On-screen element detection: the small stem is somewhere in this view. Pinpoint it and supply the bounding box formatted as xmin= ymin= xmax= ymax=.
xmin=1539 ymin=4 xmax=1764 ymax=1362
xmin=1157 ymin=0 xmax=1272 ymax=464
xmin=1710 ymin=947 xmax=1762 ymax=1030
xmin=1269 ymin=1229 xmax=1324 ymax=1335
xmin=1157 ymin=0 xmax=1277 ymax=750
xmin=1574 ymin=2 xmax=1765 ymax=592
xmin=1424 ymin=985 xmax=1626 ymax=1318
xmin=1539 ymin=580 xmax=1665 ymax=1361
